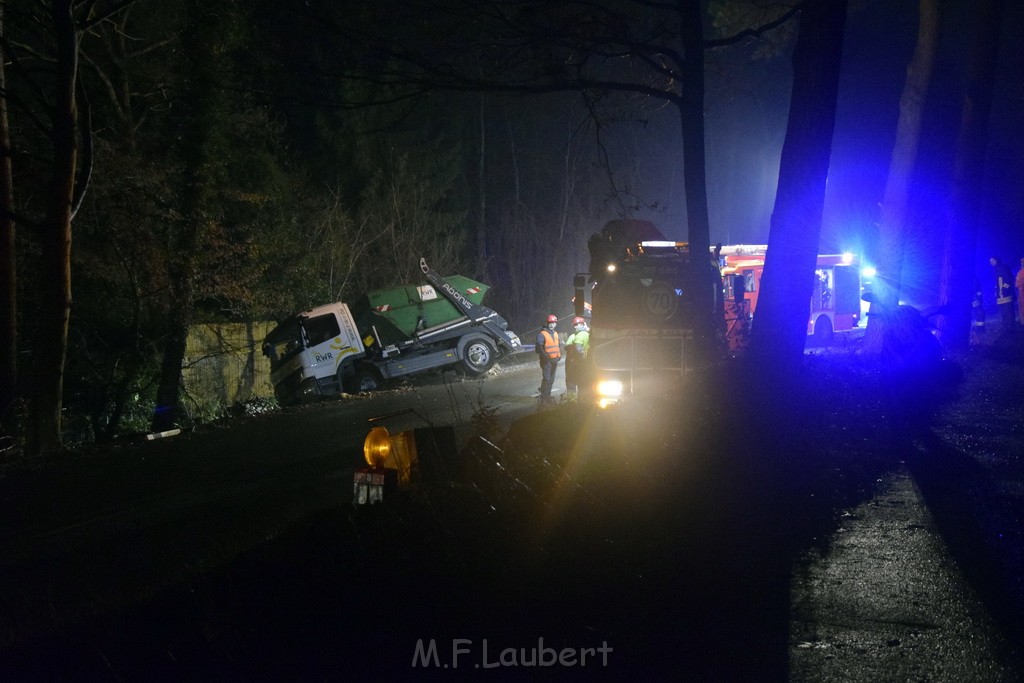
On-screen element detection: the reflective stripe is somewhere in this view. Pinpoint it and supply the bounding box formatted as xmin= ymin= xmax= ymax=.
xmin=540 ymin=330 xmax=560 ymax=358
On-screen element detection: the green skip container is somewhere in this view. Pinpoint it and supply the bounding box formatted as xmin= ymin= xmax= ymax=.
xmin=363 ymin=275 xmax=491 ymax=338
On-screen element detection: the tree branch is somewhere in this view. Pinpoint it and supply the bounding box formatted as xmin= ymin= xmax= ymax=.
xmin=77 ymin=0 xmax=137 ymax=32
xmin=78 ymin=49 xmax=126 ymax=122
xmin=704 ymin=3 xmax=803 ymax=50
xmin=0 ymin=207 xmax=44 ymax=232
xmin=0 ymin=36 xmax=55 ymax=125
xmin=71 ymin=80 xmax=92 ymax=220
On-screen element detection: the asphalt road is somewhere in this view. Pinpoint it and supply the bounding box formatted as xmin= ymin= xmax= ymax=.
xmin=0 ymin=354 xmax=543 ymax=641
xmin=791 ymin=334 xmax=1024 ymax=681
xmin=2 ymin=341 xmax=1022 ymax=680
xmin=790 ymin=468 xmax=1014 ymax=681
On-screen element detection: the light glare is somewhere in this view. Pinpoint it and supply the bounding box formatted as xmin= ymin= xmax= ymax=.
xmin=596 ymin=380 xmax=624 ymax=398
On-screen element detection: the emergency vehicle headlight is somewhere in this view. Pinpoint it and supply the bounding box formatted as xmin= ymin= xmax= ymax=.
xmin=596 ymin=380 xmax=624 ymax=398
xmin=595 ymin=380 xmax=623 ymax=408
xmin=861 ymin=266 xmax=876 ymax=279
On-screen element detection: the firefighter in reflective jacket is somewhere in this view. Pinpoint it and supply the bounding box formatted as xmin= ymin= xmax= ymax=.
xmin=563 ymin=316 xmax=590 ymax=400
xmin=536 ymin=314 xmax=562 ymax=403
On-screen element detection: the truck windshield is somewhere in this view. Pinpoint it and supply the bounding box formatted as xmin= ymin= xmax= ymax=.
xmin=263 ymin=317 xmax=304 ymax=370
xmin=263 ymin=313 xmax=341 ymax=371
xmin=303 ymin=313 xmax=341 ymax=347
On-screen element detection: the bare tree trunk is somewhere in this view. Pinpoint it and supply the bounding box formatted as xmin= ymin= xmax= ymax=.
xmin=937 ymin=0 xmax=1002 ymax=348
xmin=153 ymin=305 xmax=191 ymax=432
xmin=151 ymin=0 xmax=218 ymax=432
xmin=677 ymin=0 xmax=714 ymax=360
xmin=26 ymin=0 xmax=78 ymax=454
xmin=475 ymin=92 xmax=487 ymax=277
xmin=871 ymin=0 xmax=940 ymax=318
xmin=749 ymin=0 xmax=848 ymax=371
xmin=97 ymin=282 xmax=145 ymax=442
xmin=0 ymin=3 xmax=17 ymax=430
xmin=506 ymin=109 xmax=521 ymax=209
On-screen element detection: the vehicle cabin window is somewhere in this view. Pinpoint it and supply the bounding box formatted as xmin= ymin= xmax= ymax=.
xmin=725 ymin=275 xmax=737 ymax=301
xmin=743 ymin=269 xmax=756 ymax=292
xmin=813 ymin=268 xmax=835 ymax=310
xmin=303 ymin=313 xmax=340 ymax=348
xmin=264 ymin=318 xmax=303 ymax=369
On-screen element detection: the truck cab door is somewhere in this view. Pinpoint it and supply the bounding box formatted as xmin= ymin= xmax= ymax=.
xmin=301 ymin=306 xmax=365 ymax=380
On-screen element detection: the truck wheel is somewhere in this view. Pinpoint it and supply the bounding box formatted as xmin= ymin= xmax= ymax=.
xmin=461 ymin=339 xmax=495 ymax=375
xmin=345 ymin=367 xmax=383 ymax=393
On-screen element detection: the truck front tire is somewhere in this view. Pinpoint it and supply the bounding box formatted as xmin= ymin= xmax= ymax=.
xmin=461 ymin=339 xmax=496 ymax=375
xmin=344 ymin=367 xmax=383 ymax=393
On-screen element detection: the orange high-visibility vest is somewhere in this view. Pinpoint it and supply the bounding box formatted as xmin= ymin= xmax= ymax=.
xmin=540 ymin=330 xmax=561 ymax=359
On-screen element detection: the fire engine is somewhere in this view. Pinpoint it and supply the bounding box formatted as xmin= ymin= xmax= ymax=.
xmin=575 ymin=225 xmax=868 ymax=406
xmin=719 ymin=245 xmax=865 ymax=349
xmin=578 ymin=220 xmax=696 ymax=406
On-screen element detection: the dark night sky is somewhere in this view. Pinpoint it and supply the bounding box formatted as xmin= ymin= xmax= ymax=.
xmin=592 ymin=1 xmax=1023 ymax=309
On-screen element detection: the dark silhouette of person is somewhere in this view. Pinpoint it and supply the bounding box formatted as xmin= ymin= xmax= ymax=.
xmin=989 ymin=256 xmax=1015 ymax=334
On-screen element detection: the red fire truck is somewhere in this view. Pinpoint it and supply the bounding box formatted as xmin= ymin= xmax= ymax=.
xmin=577 ymin=224 xmax=866 ymax=405
xmin=719 ymin=245 xmax=864 ymax=349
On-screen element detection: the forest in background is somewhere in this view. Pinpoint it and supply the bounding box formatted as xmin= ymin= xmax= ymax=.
xmin=2 ymin=0 xmax=617 ymax=445
xmin=0 ymin=0 xmax=1017 ymax=450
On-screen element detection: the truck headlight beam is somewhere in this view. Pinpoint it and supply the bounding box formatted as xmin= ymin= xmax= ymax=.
xmin=595 ymin=379 xmax=624 ymax=408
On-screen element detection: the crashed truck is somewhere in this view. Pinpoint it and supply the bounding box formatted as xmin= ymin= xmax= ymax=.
xmin=262 ymin=259 xmax=521 ymax=405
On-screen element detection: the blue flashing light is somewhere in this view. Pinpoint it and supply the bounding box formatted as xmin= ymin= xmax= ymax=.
xmin=861 ymin=266 xmax=877 ymax=279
